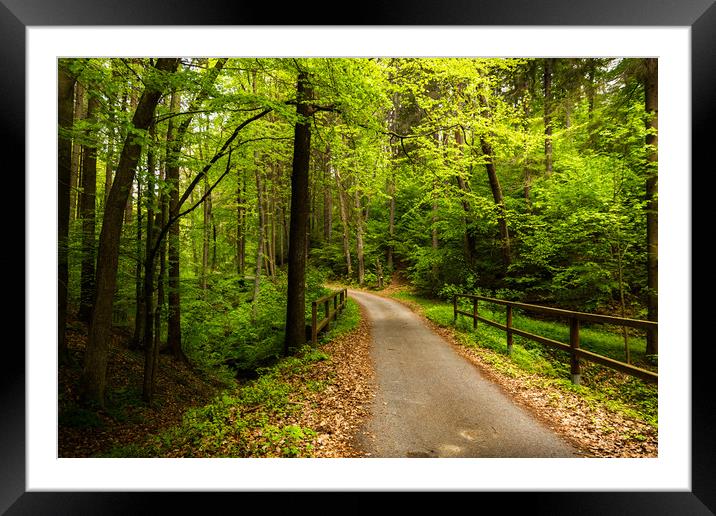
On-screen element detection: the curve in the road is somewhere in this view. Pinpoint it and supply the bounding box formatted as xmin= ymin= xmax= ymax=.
xmin=349 ymin=289 xmax=579 ymax=458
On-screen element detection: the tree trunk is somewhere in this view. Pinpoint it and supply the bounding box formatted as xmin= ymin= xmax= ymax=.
xmin=543 ymin=58 xmax=554 ymax=176
xmin=387 ymin=171 xmax=395 ymax=271
xmin=78 ymin=91 xmax=99 ymax=322
xmin=131 ymin=167 xmax=146 ymax=351
xmin=323 ymin=162 xmax=332 ymax=242
xmin=58 ymin=60 xmax=77 ymax=363
xmin=80 ymin=57 xmax=178 ymax=407
xmin=70 ymin=81 xmax=85 ymax=223
xmin=201 ymin=172 xmax=210 ymax=291
xmin=334 ymin=166 xmax=352 ymax=277
xmin=355 ymin=189 xmax=365 ymax=286
xmin=643 ymin=58 xmax=658 ymax=356
xmin=237 ymin=167 xmax=246 ymax=276
xmin=165 ymin=91 xmax=186 ymax=362
xmin=480 ymin=136 xmax=511 ymax=270
xmin=252 ymin=167 xmax=266 ymax=321
xmin=284 ymin=71 xmax=313 ymax=355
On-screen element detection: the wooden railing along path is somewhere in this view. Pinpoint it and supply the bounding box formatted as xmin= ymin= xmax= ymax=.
xmin=453 ymin=294 xmax=658 ymax=384
xmin=309 ymin=288 xmax=348 ymax=344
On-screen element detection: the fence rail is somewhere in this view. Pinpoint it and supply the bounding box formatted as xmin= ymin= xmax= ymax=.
xmin=453 ymin=294 xmax=657 ymax=384
xmin=310 ymin=288 xmax=348 ymax=344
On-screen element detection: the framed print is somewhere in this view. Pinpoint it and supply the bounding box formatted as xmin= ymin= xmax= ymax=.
xmin=8 ymin=0 xmax=713 ymax=513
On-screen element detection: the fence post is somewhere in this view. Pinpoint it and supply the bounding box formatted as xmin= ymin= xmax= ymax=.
xmin=472 ymin=298 xmax=478 ymax=330
xmin=453 ymin=295 xmax=458 ymax=323
xmin=506 ymin=305 xmax=513 ymax=355
xmin=325 ymin=300 xmax=330 ymax=326
xmin=311 ymin=302 xmax=318 ymax=345
xmin=570 ymin=317 xmax=581 ymax=385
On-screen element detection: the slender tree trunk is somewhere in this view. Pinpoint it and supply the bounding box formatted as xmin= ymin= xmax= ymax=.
xmin=165 ymin=91 xmax=186 ymax=362
xmin=58 ymin=60 xmax=77 ymax=363
xmin=543 ymin=58 xmax=554 ymax=176
xmin=237 ymin=168 xmax=246 ymax=275
xmin=334 ymin=166 xmax=352 ymax=276
xmin=252 ymin=167 xmax=266 ymax=320
xmin=480 ymin=136 xmax=512 ymax=270
xmin=70 ymin=81 xmax=85 ymax=223
xmin=269 ymin=172 xmax=277 ymax=277
xmin=643 ymin=58 xmax=658 ymax=356
xmin=323 ymin=162 xmax=332 ymax=242
xmin=478 ymin=96 xmax=512 ymax=271
xmin=80 ymin=57 xmax=178 ymax=407
xmin=387 ymin=171 xmax=395 ymax=271
xmin=155 ymin=181 xmax=169 ymax=358
xmin=78 ymin=93 xmax=99 ymax=322
xmin=284 ymin=71 xmax=313 ymax=355
xmin=124 ymin=89 xmax=139 ymax=226
xmin=355 ymin=189 xmax=365 ymax=286
xmin=131 ymin=170 xmax=145 ymax=351
xmin=201 ymin=173 xmax=210 ymax=291
xmin=210 ymin=195 xmax=217 ymax=272
xmin=190 ymin=186 xmax=200 ymax=277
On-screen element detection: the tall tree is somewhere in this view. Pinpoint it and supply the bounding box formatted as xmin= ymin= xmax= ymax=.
xmin=543 ymin=58 xmax=554 ymax=176
xmin=78 ymin=92 xmax=99 ymax=322
xmin=58 ymin=59 xmax=78 ymax=363
xmin=80 ymin=57 xmax=179 ymax=407
xmin=284 ymin=71 xmax=314 ymax=354
xmin=643 ymin=58 xmax=658 ymax=355
xmin=70 ymin=81 xmax=85 ymax=222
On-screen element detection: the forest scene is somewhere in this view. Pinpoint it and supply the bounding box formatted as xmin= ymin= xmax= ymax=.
xmin=58 ymin=57 xmax=658 ymax=459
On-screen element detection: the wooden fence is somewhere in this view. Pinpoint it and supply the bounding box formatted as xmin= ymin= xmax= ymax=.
xmin=453 ymin=294 xmax=658 ymax=384
xmin=310 ymin=288 xmax=348 ymax=344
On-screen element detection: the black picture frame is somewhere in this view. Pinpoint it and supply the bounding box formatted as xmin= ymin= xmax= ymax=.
xmin=7 ymin=0 xmax=711 ymax=513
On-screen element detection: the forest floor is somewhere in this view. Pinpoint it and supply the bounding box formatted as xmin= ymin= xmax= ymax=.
xmin=364 ymin=277 xmax=657 ymax=458
xmin=58 ymin=306 xmax=375 ymax=458
xmin=59 ymin=318 xmax=227 ymax=457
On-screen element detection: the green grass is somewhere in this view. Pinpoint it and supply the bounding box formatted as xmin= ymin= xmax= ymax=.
xmin=390 ymin=290 xmax=658 ymax=428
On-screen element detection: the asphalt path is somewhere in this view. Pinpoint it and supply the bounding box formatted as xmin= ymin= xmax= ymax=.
xmin=350 ymin=289 xmax=578 ymax=458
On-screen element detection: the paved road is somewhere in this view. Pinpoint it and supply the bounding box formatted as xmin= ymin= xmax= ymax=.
xmin=350 ymin=290 xmax=578 ymax=458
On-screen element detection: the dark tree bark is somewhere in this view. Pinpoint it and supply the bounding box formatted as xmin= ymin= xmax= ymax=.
xmin=165 ymin=91 xmax=185 ymax=361
xmin=58 ymin=60 xmax=77 ymax=364
xmin=80 ymin=57 xmax=179 ymax=407
xmin=284 ymin=71 xmax=314 ymax=355
xmin=355 ymin=189 xmax=365 ymax=286
xmin=543 ymin=58 xmax=554 ymax=176
xmin=643 ymin=58 xmax=658 ymax=356
xmin=386 ymin=171 xmax=395 ymax=271
xmin=70 ymin=81 xmax=85 ymax=223
xmin=237 ymin=168 xmax=246 ymax=276
xmin=323 ymin=158 xmax=332 ymax=242
xmin=481 ymin=136 xmax=511 ymax=271
xmin=334 ymin=166 xmax=352 ymax=277
xmin=252 ymin=167 xmax=266 ymax=321
xmin=478 ymin=96 xmax=511 ymax=271
xmin=131 ymin=167 xmax=145 ymax=351
xmin=78 ymin=93 xmax=99 ymax=322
